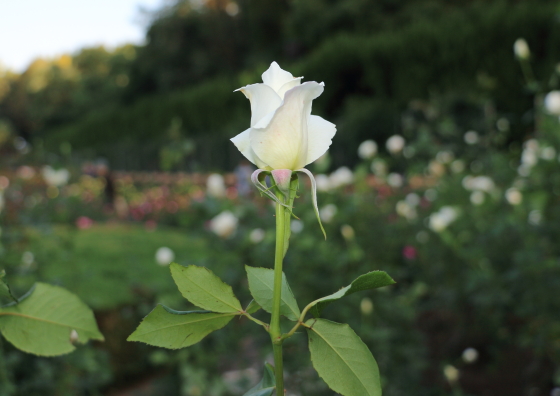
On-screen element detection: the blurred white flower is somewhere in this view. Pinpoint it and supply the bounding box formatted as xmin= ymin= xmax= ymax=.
xmin=340 ymin=224 xmax=355 ymax=240
xmin=358 ymin=140 xmax=378 ymax=159
xmin=290 ymin=220 xmax=304 ymax=233
xmin=429 ymin=160 xmax=445 ymax=177
xmin=462 ymin=348 xmax=479 ymax=364
xmin=396 ymin=200 xmax=417 ymax=220
xmin=451 ymin=160 xmax=465 ymax=173
xmin=42 ymin=166 xmax=70 ymax=187
xmin=505 ymin=188 xmax=523 ymax=205
xmin=371 ymin=159 xmax=388 ymax=177
xmin=540 ymin=146 xmax=556 ymax=160
xmin=429 ymin=206 xmax=458 ymax=232
xmin=206 ymin=173 xmax=226 ymax=198
xmin=360 ymin=297 xmax=374 ymax=316
xmin=462 ymin=176 xmax=495 ymax=192
xmin=386 ymin=135 xmax=405 ymax=154
xmin=443 ymin=365 xmax=459 ymax=384
xmin=209 ymin=211 xmax=238 ymax=238
xmin=424 ymin=189 xmax=438 ymax=201
xmin=470 ymin=191 xmax=485 ymax=206
xmin=464 ymin=131 xmax=479 ymax=145
xmin=551 ymin=387 xmax=560 ymax=396
xmin=528 ymin=210 xmax=542 ymax=226
xmin=70 ymin=329 xmax=79 ymax=343
xmin=320 ymin=204 xmax=338 ymax=223
xmin=21 ymin=251 xmax=35 ymax=267
xmin=249 ymin=228 xmax=265 ymax=243
xmin=513 ymin=38 xmax=530 ymax=60
xmin=155 ymin=247 xmax=175 ymax=266
xmin=517 ymin=164 xmax=531 ymax=177
xmin=387 ymin=173 xmax=404 ymax=188
xmin=416 ymin=231 xmax=429 ymax=243
xmin=436 ymin=151 xmax=454 ymax=164
xmin=544 ymin=91 xmax=560 ymax=115
xmin=315 ymin=174 xmax=331 ymax=192
xmin=522 ymin=148 xmax=538 ymax=167
xmin=405 ymin=193 xmax=420 ymax=207
xmin=329 ymin=167 xmax=353 ymax=188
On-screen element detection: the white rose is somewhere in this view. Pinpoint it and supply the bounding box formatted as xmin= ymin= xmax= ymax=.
xmin=513 ymin=38 xmax=530 ymax=60
xmin=42 ymin=166 xmax=70 ymax=187
xmin=386 ymin=135 xmax=405 ymax=154
xmin=230 ymin=62 xmax=336 ymax=238
xmin=209 ymin=211 xmax=238 ymax=238
xmin=231 ymin=62 xmax=336 ymax=171
xmin=357 ymin=140 xmax=377 ymax=159
xmin=329 ymin=167 xmax=353 ymax=188
xmin=206 ymin=173 xmax=226 ymax=198
xmin=155 ymin=247 xmax=175 ymax=266
xmin=544 ymin=91 xmax=560 ymax=115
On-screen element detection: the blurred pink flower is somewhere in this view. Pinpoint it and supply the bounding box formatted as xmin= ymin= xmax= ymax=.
xmin=76 ymin=216 xmax=94 ymax=230
xmin=402 ymin=245 xmax=417 ymax=260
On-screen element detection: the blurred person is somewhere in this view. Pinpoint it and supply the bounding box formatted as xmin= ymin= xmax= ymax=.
xmin=234 ymin=159 xmax=253 ymax=197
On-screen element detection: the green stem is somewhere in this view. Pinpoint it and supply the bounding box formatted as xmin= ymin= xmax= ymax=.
xmin=270 ymin=192 xmax=286 ymax=395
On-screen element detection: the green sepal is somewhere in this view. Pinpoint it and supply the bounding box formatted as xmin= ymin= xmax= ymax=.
xmin=245 ymin=266 xmax=300 ymax=321
xmin=0 ymin=270 xmax=17 ymax=304
xmin=127 ymin=304 xmax=235 ymax=349
xmin=245 ymin=299 xmax=261 ymax=314
xmin=170 ymin=263 xmax=243 ymax=313
xmin=243 ymin=362 xmax=275 ymax=396
xmin=0 ymin=283 xmax=104 ymax=356
xmin=310 ymin=271 xmax=395 ymax=317
xmin=306 ymin=318 xmax=381 ymax=396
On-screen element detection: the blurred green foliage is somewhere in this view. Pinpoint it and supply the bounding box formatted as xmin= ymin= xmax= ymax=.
xmin=1 ymin=0 xmax=560 ymax=170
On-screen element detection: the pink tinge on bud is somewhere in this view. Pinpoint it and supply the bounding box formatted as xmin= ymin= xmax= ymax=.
xmin=271 ymin=169 xmax=292 ymax=197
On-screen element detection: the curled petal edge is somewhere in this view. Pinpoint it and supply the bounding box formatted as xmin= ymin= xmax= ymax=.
xmin=296 ymin=168 xmax=327 ymax=239
xmin=251 ymin=169 xmax=292 ymax=209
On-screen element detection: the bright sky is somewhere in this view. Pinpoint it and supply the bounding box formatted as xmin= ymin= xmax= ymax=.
xmin=0 ymin=0 xmax=165 ymax=72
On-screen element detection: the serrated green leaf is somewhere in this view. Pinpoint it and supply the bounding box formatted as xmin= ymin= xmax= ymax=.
xmin=128 ymin=304 xmax=234 ymax=349
xmin=0 ymin=283 xmax=104 ymax=356
xmin=170 ymin=263 xmax=242 ymax=313
xmin=0 ymin=270 xmax=17 ymax=303
xmin=310 ymin=271 xmax=395 ymax=317
xmin=306 ymin=318 xmax=381 ymax=396
xmin=245 ymin=299 xmax=261 ymax=314
xmin=243 ymin=362 xmax=275 ymax=396
xmin=245 ymin=266 xmax=300 ymax=321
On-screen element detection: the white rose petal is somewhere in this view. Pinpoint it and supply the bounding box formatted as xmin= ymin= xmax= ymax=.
xmin=231 ymin=62 xmax=336 ymax=171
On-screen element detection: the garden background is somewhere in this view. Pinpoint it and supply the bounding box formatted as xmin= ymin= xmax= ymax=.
xmin=1 ymin=0 xmax=560 ymax=395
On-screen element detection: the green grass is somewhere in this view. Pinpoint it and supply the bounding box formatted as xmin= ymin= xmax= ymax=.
xmin=18 ymin=223 xmax=211 ymax=310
